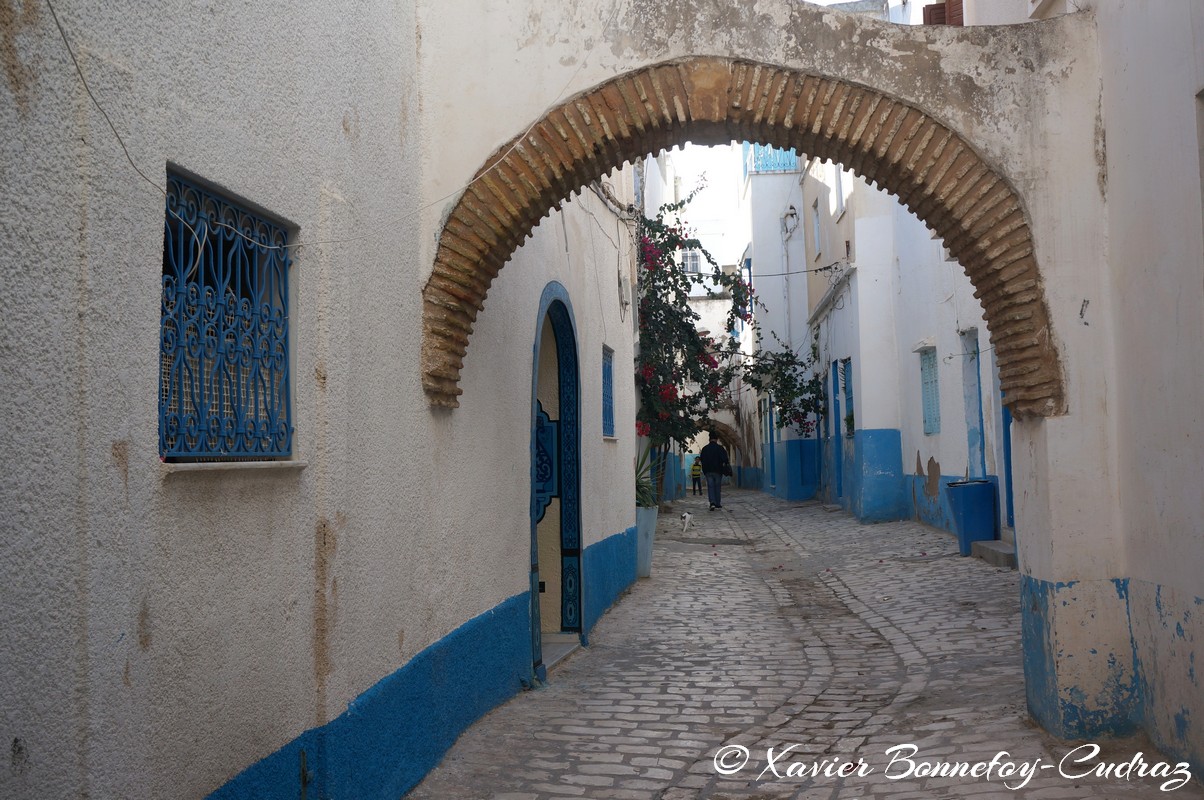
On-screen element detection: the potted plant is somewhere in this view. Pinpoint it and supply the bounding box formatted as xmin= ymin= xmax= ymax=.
xmin=634 ymin=444 xmax=658 ymax=578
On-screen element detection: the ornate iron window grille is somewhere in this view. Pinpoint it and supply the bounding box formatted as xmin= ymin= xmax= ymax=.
xmin=159 ymin=174 xmax=293 ymax=460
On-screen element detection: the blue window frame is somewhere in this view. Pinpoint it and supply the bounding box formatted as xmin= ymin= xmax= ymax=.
xmin=841 ymin=358 xmax=854 ymax=434
xmin=159 ymin=173 xmax=293 ymax=460
xmin=920 ymin=348 xmax=940 ymax=435
xmin=601 ymin=346 xmax=615 ymax=438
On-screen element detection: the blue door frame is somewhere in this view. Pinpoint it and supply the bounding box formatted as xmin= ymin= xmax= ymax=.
xmin=1001 ymin=393 xmax=1015 ymax=528
xmin=766 ymin=398 xmax=777 ymax=489
xmin=529 ymin=284 xmax=581 ymax=681
xmin=832 ymin=361 xmax=843 ymax=500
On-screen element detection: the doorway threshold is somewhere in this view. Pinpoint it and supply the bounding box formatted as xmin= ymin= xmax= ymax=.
xmin=541 ymin=632 xmax=581 ymax=672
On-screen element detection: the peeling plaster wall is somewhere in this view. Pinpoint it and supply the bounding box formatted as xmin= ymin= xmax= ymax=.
xmin=1093 ymin=0 xmax=1204 ymax=767
xmin=416 ymin=0 xmax=1102 ymax=246
xmin=952 ymin=0 xmax=1204 ymax=766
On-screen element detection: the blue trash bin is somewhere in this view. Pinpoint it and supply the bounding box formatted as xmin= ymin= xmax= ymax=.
xmin=945 ymin=479 xmax=997 ymax=556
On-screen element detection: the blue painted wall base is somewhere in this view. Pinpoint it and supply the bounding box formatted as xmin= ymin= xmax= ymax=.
xmin=1021 ymin=574 xmax=1204 ymax=776
xmin=207 ymin=594 xmax=530 ymax=800
xmin=762 ymin=439 xmax=820 ymax=501
xmin=817 ymin=430 xmax=907 ymax=520
xmin=736 ymin=466 xmax=762 ymax=490
xmin=582 ymin=526 xmax=637 ymax=636
xmin=904 ymin=474 xmax=1000 ymax=539
xmin=846 ymin=430 xmax=906 ymax=522
xmin=654 ymin=457 xmax=686 ymax=502
xmin=208 ymin=525 xmax=640 ymax=799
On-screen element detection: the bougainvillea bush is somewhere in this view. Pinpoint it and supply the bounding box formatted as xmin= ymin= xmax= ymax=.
xmin=634 ymin=192 xmax=824 ymax=498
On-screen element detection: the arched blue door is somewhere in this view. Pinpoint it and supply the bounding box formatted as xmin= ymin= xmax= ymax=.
xmin=529 ymin=285 xmax=581 ymax=681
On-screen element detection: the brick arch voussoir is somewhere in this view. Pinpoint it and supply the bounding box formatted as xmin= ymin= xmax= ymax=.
xmin=422 ymin=56 xmax=1064 ymax=417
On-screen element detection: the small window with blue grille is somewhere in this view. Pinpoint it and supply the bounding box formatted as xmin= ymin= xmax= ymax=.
xmin=601 ymin=346 xmax=615 ymax=438
xmin=920 ymin=347 xmax=940 ymax=435
xmin=159 ymin=173 xmax=293 ymax=460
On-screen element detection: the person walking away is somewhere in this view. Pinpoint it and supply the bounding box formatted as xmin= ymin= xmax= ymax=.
xmin=699 ymin=432 xmax=730 ymax=510
xmin=690 ymin=456 xmax=703 ymax=496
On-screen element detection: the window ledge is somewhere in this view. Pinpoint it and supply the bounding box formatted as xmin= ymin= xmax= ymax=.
xmin=161 ymin=459 xmax=308 ymax=474
xmin=602 ymin=436 xmax=619 ymax=442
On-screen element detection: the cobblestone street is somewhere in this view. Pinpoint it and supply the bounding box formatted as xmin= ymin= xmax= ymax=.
xmin=408 ymin=490 xmax=1202 ymax=799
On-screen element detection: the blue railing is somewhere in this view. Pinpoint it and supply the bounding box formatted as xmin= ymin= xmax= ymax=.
xmin=159 ymin=174 xmax=293 ymax=459
xmin=742 ymin=142 xmax=800 ymax=179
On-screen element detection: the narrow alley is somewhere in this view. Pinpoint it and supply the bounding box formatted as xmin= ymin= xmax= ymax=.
xmin=409 ymin=491 xmax=1201 ymax=800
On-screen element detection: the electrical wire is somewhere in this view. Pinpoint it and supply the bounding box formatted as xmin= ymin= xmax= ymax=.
xmin=46 ymin=0 xmax=623 ymax=255
xmin=749 ymin=259 xmax=846 ymax=279
xmin=944 ymin=344 xmax=994 ymax=364
xmin=46 ymin=0 xmax=206 ymax=264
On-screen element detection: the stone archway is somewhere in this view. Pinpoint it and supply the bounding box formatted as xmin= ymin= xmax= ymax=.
xmin=421 ymin=56 xmax=1063 ymax=419
xmin=703 ymin=419 xmax=750 ymax=468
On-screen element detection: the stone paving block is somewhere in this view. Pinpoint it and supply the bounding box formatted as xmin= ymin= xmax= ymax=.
xmin=405 ymin=491 xmax=1204 ymax=799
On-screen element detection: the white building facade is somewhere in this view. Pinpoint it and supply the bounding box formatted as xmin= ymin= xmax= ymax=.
xmin=2 ymin=0 xmax=1202 ymax=794
xmin=0 ymin=4 xmax=640 ymax=797
xmin=794 ymin=157 xmax=1011 ymax=534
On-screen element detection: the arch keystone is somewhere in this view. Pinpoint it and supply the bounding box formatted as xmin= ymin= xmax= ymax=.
xmin=678 ymin=58 xmax=732 ymax=127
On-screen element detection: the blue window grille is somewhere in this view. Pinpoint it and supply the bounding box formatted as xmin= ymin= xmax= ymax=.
xmin=601 ymin=346 xmax=615 ymax=437
xmin=159 ymin=173 xmax=293 ymax=460
xmin=920 ymin=348 xmax=941 ymax=435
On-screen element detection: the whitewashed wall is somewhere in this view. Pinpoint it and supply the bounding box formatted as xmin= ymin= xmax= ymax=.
xmin=1089 ymin=0 xmax=1204 ymax=761
xmin=747 ymin=170 xmax=807 ymax=367
xmin=4 ymin=0 xmax=1201 ymax=791
xmin=890 ymin=197 xmax=1000 ymax=485
xmin=0 ymin=3 xmax=636 ymax=796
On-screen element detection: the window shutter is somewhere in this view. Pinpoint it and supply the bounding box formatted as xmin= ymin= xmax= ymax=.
xmin=922 ymin=2 xmax=947 ymax=25
xmin=920 ymin=349 xmax=941 ymax=435
xmin=946 ymin=0 xmax=964 ymax=26
xmin=601 ymin=347 xmax=615 ymax=437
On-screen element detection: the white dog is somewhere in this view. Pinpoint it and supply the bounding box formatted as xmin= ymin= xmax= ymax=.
xmin=680 ymin=511 xmax=694 ymax=533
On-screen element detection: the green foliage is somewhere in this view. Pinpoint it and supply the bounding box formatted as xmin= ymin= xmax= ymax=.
xmin=634 ymin=192 xmax=825 ymax=448
xmin=635 ymin=445 xmax=657 ymax=508
xmin=742 ymin=332 xmax=827 ymax=435
xmin=634 ymin=190 xmax=747 ymax=449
